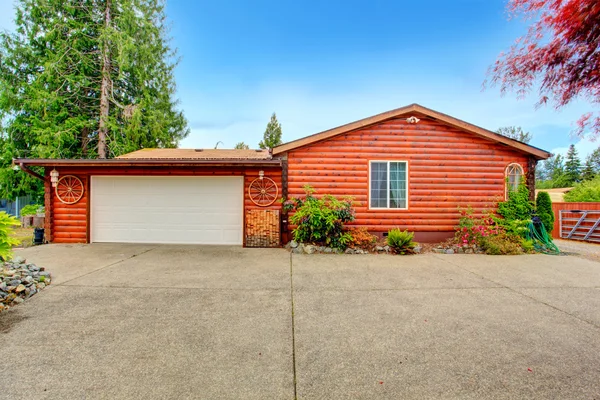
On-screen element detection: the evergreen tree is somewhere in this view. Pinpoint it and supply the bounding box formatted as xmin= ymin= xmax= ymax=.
xmin=496 ymin=126 xmax=532 ymax=144
xmin=588 ymin=147 xmax=600 ymax=172
xmin=535 ymin=191 xmax=554 ymax=233
xmin=0 ymin=0 xmax=189 ymax=200
xmin=564 ymin=144 xmax=582 ymax=185
xmin=258 ymin=113 xmax=283 ymax=149
xmin=234 ymin=142 xmax=250 ymax=150
xmin=582 ymin=155 xmax=596 ymax=181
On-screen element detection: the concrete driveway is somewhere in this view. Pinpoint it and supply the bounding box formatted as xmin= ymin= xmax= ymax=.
xmin=2 ymin=244 xmax=600 ymax=399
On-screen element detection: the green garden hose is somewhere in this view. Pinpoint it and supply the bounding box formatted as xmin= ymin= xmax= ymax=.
xmin=526 ymin=221 xmax=560 ymax=255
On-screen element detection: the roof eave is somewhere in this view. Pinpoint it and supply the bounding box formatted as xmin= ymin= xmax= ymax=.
xmin=13 ymin=158 xmax=282 ymax=168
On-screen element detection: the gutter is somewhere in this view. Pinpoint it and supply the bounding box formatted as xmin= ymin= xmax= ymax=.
xmin=14 ymin=161 xmax=45 ymax=181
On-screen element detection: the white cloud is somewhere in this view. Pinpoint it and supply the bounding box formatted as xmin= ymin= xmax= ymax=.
xmin=550 ymin=136 xmax=599 ymax=160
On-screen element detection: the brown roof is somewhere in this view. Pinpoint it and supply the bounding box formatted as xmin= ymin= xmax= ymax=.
xmin=117 ymin=148 xmax=272 ymax=160
xmin=272 ymin=103 xmax=552 ymax=160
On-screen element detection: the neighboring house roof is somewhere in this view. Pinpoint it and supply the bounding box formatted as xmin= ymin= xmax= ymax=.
xmin=273 ymin=103 xmax=552 ymax=160
xmin=116 ymin=148 xmax=272 ymax=160
xmin=536 ymin=187 xmax=574 ymax=203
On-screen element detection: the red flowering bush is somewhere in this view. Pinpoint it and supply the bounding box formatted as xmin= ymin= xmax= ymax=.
xmin=455 ymin=208 xmax=502 ymax=248
xmin=454 ymin=208 xmax=535 ymax=255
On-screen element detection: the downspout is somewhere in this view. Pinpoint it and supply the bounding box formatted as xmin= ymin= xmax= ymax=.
xmin=17 ymin=163 xmax=45 ymax=181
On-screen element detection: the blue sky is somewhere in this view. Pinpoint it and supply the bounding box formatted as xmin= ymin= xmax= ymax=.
xmin=0 ymin=0 xmax=595 ymax=158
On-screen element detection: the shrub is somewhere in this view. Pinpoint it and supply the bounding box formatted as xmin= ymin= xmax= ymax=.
xmin=479 ymin=233 xmax=524 ymax=255
xmin=386 ymin=229 xmax=417 ymax=255
xmin=499 ymin=218 xmax=531 ymax=238
xmin=498 ymin=182 xmax=534 ymax=221
xmin=0 ymin=212 xmax=21 ymax=260
xmin=286 ymin=186 xmax=355 ymax=249
xmin=347 ymin=227 xmax=378 ymax=249
xmin=455 ymin=208 xmax=501 ymax=247
xmin=564 ymin=177 xmax=600 ymax=202
xmin=20 ymin=204 xmax=44 ymax=217
xmin=535 ymin=191 xmax=554 ymax=233
xmin=521 ymin=238 xmax=535 ymax=253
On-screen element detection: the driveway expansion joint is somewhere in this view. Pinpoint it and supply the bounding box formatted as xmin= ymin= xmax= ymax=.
xmin=290 ymin=252 xmax=298 ymax=400
xmin=433 ymin=254 xmax=600 ymax=330
xmin=55 ymin=247 xmax=157 ymax=288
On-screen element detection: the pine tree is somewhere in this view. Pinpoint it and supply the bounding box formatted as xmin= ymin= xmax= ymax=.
xmin=564 ymin=144 xmax=582 ymax=185
xmin=234 ymin=142 xmax=250 ymax=150
xmin=496 ymin=126 xmax=532 ymax=144
xmin=0 ymin=0 xmax=189 ymax=199
xmin=582 ymin=155 xmax=596 ymax=181
xmin=535 ymin=191 xmax=554 ymax=233
xmin=258 ymin=113 xmax=283 ymax=149
xmin=588 ymin=147 xmax=600 ymax=172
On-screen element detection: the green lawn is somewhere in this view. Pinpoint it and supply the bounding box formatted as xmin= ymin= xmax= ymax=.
xmin=12 ymin=227 xmax=34 ymax=248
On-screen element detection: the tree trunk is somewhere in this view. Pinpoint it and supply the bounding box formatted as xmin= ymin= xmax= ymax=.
xmin=98 ymin=0 xmax=111 ymax=159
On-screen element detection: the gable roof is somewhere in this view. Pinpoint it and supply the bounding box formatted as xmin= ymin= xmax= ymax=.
xmin=117 ymin=148 xmax=271 ymax=160
xmin=272 ymin=103 xmax=551 ymax=160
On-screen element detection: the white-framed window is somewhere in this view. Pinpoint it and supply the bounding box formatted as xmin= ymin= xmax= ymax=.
xmin=369 ymin=161 xmax=408 ymax=209
xmin=506 ymin=163 xmax=524 ymax=194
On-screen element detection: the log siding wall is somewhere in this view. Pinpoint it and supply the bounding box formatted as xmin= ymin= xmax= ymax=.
xmin=285 ymin=115 xmax=530 ymax=238
xmin=45 ymin=166 xmax=282 ymax=244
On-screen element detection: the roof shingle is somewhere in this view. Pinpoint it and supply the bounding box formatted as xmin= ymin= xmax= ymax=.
xmin=116 ymin=148 xmax=272 ymax=160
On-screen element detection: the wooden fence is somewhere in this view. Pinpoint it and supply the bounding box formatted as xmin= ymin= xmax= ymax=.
xmin=552 ymin=202 xmax=600 ymax=242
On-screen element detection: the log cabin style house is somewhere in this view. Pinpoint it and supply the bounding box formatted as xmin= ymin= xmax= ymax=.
xmin=15 ymin=104 xmax=551 ymax=246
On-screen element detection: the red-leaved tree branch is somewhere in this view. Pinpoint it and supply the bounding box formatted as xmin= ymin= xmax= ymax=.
xmin=487 ymin=0 xmax=600 ymax=137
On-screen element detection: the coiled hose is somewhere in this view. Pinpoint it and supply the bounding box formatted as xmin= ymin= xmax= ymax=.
xmin=526 ymin=219 xmax=560 ymax=255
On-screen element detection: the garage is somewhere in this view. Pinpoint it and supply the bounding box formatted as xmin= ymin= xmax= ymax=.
xmin=91 ymin=176 xmax=244 ymax=245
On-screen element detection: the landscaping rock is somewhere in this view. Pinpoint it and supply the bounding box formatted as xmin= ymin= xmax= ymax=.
xmin=0 ymin=260 xmax=51 ymax=312
xmin=324 ymin=247 xmax=333 ymax=254
xmin=344 ymin=248 xmax=354 ymax=254
xmin=383 ymin=246 xmax=390 ymax=252
xmin=289 ymin=240 xmax=299 ymax=249
xmin=414 ymin=246 xmax=422 ymax=254
xmin=12 ymin=256 xmax=26 ymax=264
xmin=433 ymin=248 xmax=446 ymax=254
xmin=304 ymin=245 xmax=316 ymax=254
xmin=375 ymin=246 xmax=384 ymax=252
xmin=445 ymin=249 xmax=455 ymax=255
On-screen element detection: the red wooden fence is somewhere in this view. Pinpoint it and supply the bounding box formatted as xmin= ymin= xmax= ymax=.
xmin=551 ymin=202 xmax=600 ymax=241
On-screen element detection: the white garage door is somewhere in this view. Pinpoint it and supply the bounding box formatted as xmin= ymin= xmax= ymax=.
xmin=91 ymin=176 xmax=243 ymax=244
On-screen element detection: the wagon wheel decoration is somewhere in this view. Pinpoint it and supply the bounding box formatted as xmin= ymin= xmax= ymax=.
xmin=55 ymin=175 xmax=84 ymax=205
xmin=248 ymin=176 xmax=279 ymax=207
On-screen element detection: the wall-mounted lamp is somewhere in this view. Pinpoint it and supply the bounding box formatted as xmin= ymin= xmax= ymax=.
xmin=50 ymin=169 xmax=59 ymax=187
xmin=259 ymin=170 xmax=264 ymax=180
xmin=406 ymin=116 xmax=420 ymax=124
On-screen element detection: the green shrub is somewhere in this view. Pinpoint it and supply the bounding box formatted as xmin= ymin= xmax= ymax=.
xmin=386 ymin=229 xmax=417 ymax=255
xmin=498 ymin=218 xmax=530 ymax=238
xmin=479 ymin=233 xmax=523 ymax=255
xmin=521 ymin=238 xmax=535 ymax=253
xmin=564 ymin=177 xmax=600 ymax=202
xmin=498 ymin=182 xmax=534 ymax=221
xmin=535 ymin=191 xmax=554 ymax=233
xmin=286 ymin=186 xmax=355 ymax=249
xmin=20 ymin=204 xmax=44 ymax=216
xmin=0 ymin=212 xmax=21 ymax=260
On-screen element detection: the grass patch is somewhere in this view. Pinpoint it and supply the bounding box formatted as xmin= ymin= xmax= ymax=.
xmin=11 ymin=227 xmax=34 ymax=248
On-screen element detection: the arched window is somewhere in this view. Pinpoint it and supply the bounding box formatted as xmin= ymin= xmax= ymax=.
xmin=506 ymin=163 xmax=524 ymax=194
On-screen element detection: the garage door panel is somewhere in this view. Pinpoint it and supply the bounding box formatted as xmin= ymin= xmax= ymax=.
xmin=91 ymin=176 xmax=243 ymax=244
